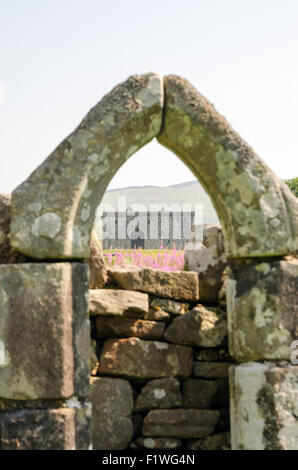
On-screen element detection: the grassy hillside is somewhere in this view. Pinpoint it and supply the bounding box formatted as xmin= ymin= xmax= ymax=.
xmin=96 ymin=180 xmax=219 ymax=224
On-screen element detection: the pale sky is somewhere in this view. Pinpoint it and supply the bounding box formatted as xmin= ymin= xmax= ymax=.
xmin=1 ymin=0 xmax=298 ymax=194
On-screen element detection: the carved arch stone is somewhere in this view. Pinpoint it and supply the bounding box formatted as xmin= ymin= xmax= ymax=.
xmin=10 ymin=73 xmax=298 ymax=259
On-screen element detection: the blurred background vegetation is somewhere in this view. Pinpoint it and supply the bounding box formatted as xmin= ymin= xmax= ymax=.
xmin=285 ymin=177 xmax=298 ymax=197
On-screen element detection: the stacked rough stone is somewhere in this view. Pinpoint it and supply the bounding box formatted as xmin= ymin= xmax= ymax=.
xmin=89 ymin=260 xmax=232 ymax=450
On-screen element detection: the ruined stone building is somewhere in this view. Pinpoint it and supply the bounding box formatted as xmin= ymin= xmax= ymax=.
xmin=99 ymin=211 xmax=196 ymax=250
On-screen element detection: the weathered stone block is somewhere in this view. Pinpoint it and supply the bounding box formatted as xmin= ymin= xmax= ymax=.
xmin=183 ymin=379 xmax=218 ymax=409
xmin=90 ymin=377 xmax=133 ymax=450
xmin=230 ymin=362 xmax=298 ymax=450
xmin=193 ymin=362 xmax=231 ymax=378
xmin=0 ymin=403 xmax=91 ymax=450
xmin=134 ymin=378 xmax=182 ymax=411
xmin=150 ymin=297 xmax=190 ymax=315
xmin=184 ymin=224 xmax=227 ymax=304
xmin=136 ymin=437 xmax=182 ymax=449
xmin=98 ymin=338 xmax=193 ymax=380
xmin=0 ymin=263 xmax=90 ymax=399
xmin=95 ymin=317 xmax=165 ymax=340
xmin=89 ymin=289 xmax=149 ymax=317
xmin=108 ymin=266 xmax=199 ymax=301
xmin=143 ymin=409 xmax=220 ymax=438
xmin=164 ymin=305 xmax=227 ymax=347
xmin=227 ymin=258 xmax=298 ymax=361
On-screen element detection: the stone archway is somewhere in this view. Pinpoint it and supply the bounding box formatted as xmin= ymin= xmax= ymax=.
xmin=9 ymin=73 xmax=298 ymax=259
xmin=0 ymin=73 xmax=297 ymax=450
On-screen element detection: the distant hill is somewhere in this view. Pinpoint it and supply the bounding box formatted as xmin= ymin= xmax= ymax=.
xmin=96 ymin=180 xmax=219 ymax=224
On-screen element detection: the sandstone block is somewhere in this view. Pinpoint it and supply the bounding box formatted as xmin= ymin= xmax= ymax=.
xmin=184 ymin=224 xmax=227 ymax=304
xmin=164 ymin=305 xmax=227 ymax=347
xmin=98 ymin=338 xmax=193 ymax=380
xmin=0 ymin=404 xmax=91 ymax=450
xmin=90 ymin=377 xmax=133 ymax=450
xmin=108 ymin=266 xmax=199 ymax=301
xmin=143 ymin=409 xmax=220 ymax=438
xmin=183 ymin=379 xmax=218 ymax=409
xmin=134 ymin=378 xmax=182 ymax=412
xmin=89 ymin=289 xmax=149 ymax=317
xmin=0 ymin=263 xmax=90 ymax=399
xmin=230 ymin=362 xmax=298 ymax=450
xmin=95 ymin=317 xmax=165 ymax=340
xmin=227 ymin=258 xmax=298 ymax=361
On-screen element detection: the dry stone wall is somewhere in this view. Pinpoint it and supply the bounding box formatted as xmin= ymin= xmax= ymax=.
xmin=89 ymin=265 xmax=232 ymax=450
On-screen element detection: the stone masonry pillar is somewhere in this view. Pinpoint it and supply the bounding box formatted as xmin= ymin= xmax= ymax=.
xmin=0 ymin=262 xmax=91 ymax=450
xmin=227 ymin=257 xmax=298 ymax=450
